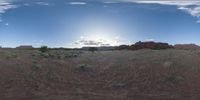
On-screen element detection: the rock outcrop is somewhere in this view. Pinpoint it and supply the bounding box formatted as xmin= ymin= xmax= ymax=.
xmin=116 ymin=41 xmax=173 ymax=50
xmin=174 ymin=44 xmax=200 ymax=50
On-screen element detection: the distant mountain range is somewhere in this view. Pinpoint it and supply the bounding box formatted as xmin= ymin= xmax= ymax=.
xmin=1 ymin=42 xmax=200 ymax=50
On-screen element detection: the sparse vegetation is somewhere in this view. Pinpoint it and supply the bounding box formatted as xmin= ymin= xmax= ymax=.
xmin=5 ymin=52 xmax=18 ymax=59
xmin=39 ymin=52 xmax=49 ymax=58
xmin=162 ymin=75 xmax=185 ymax=84
xmin=39 ymin=46 xmax=48 ymax=53
xmin=88 ymin=47 xmax=98 ymax=52
xmin=0 ymin=49 xmax=200 ymax=100
xmin=31 ymin=50 xmax=82 ymax=59
xmin=77 ymin=64 xmax=91 ymax=71
xmin=32 ymin=63 xmax=42 ymax=70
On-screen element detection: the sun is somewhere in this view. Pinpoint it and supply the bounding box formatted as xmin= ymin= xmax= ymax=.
xmin=75 ymin=16 xmax=124 ymax=47
xmin=89 ymin=33 xmax=110 ymax=41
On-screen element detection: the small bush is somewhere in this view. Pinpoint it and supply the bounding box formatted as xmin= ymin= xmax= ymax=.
xmin=6 ymin=53 xmax=18 ymax=59
xmin=73 ymin=54 xmax=78 ymax=57
xmin=88 ymin=47 xmax=98 ymax=53
xmin=31 ymin=53 xmax=37 ymax=57
xmin=40 ymin=53 xmax=49 ymax=58
xmin=197 ymin=52 xmax=200 ymax=56
xmin=39 ymin=46 xmax=48 ymax=53
xmin=64 ymin=51 xmax=80 ymax=58
xmin=11 ymin=53 xmax=18 ymax=58
xmin=32 ymin=64 xmax=42 ymax=70
xmin=32 ymin=60 xmax=37 ymax=64
xmin=77 ymin=64 xmax=91 ymax=71
xmin=49 ymin=53 xmax=55 ymax=58
xmin=57 ymin=55 xmax=63 ymax=59
xmin=162 ymin=75 xmax=185 ymax=84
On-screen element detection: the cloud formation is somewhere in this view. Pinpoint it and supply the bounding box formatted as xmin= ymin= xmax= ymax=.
xmin=0 ymin=0 xmax=17 ymax=14
xmin=68 ymin=2 xmax=87 ymax=5
xmin=35 ymin=2 xmax=50 ymax=6
xmin=75 ymin=37 xmax=111 ymax=47
xmin=0 ymin=0 xmax=17 ymax=21
xmin=102 ymin=0 xmax=200 ymax=23
xmin=74 ymin=36 xmax=123 ymax=47
xmin=144 ymin=38 xmax=155 ymax=42
xmin=33 ymin=40 xmax=45 ymax=47
xmin=75 ymin=40 xmax=110 ymax=46
xmin=133 ymin=1 xmax=200 ymax=23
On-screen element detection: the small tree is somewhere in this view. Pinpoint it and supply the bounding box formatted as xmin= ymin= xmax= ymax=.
xmin=88 ymin=47 xmax=98 ymax=53
xmin=39 ymin=46 xmax=48 ymax=53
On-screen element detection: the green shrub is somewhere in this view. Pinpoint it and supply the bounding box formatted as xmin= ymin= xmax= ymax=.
xmin=88 ymin=47 xmax=98 ymax=53
xmin=32 ymin=64 xmax=42 ymax=70
xmin=57 ymin=55 xmax=62 ymax=59
xmin=73 ymin=54 xmax=78 ymax=57
xmin=162 ymin=75 xmax=185 ymax=84
xmin=31 ymin=53 xmax=37 ymax=57
xmin=197 ymin=52 xmax=200 ymax=56
xmin=64 ymin=51 xmax=80 ymax=58
xmin=77 ymin=64 xmax=91 ymax=71
xmin=39 ymin=46 xmax=48 ymax=53
xmin=49 ymin=53 xmax=55 ymax=58
xmin=6 ymin=53 xmax=18 ymax=59
xmin=11 ymin=53 xmax=18 ymax=58
xmin=32 ymin=60 xmax=37 ymax=64
xmin=40 ymin=53 xmax=49 ymax=58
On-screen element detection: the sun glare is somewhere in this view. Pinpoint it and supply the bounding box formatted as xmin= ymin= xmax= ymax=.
xmin=85 ymin=30 xmax=120 ymax=46
xmin=75 ymin=16 xmax=124 ymax=47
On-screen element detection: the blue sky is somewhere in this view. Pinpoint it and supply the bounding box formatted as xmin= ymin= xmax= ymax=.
xmin=0 ymin=0 xmax=200 ymax=48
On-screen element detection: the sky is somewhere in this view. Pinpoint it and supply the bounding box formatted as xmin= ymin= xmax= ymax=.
xmin=0 ymin=0 xmax=200 ymax=48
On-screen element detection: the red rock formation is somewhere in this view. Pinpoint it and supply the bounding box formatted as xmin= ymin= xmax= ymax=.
xmin=174 ymin=44 xmax=200 ymax=50
xmin=130 ymin=41 xmax=173 ymax=50
xmin=116 ymin=41 xmax=173 ymax=50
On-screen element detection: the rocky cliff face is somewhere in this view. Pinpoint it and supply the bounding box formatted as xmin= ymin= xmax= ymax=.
xmin=174 ymin=44 xmax=200 ymax=50
xmin=116 ymin=41 xmax=173 ymax=50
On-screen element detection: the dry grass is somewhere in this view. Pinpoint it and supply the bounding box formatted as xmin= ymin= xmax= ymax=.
xmin=0 ymin=49 xmax=200 ymax=100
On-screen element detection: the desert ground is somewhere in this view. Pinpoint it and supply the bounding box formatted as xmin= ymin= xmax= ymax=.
xmin=1 ymin=49 xmax=200 ymax=100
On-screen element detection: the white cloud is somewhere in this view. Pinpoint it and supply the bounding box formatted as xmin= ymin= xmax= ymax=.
xmin=144 ymin=38 xmax=155 ymax=42
xmin=178 ymin=6 xmax=200 ymax=17
xmin=74 ymin=35 xmax=124 ymax=47
xmin=0 ymin=0 xmax=17 ymax=22
xmin=134 ymin=1 xmax=200 ymax=6
xmin=75 ymin=40 xmax=110 ymax=46
xmin=104 ymin=0 xmax=200 ymax=23
xmin=104 ymin=1 xmax=120 ymax=4
xmin=0 ymin=0 xmax=17 ymax=14
xmin=74 ymin=36 xmax=110 ymax=47
xmin=68 ymin=2 xmax=87 ymax=5
xmin=33 ymin=40 xmax=44 ymax=47
xmin=131 ymin=0 xmax=200 ymax=23
xmin=23 ymin=2 xmax=51 ymax=7
xmin=35 ymin=2 xmax=50 ymax=6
